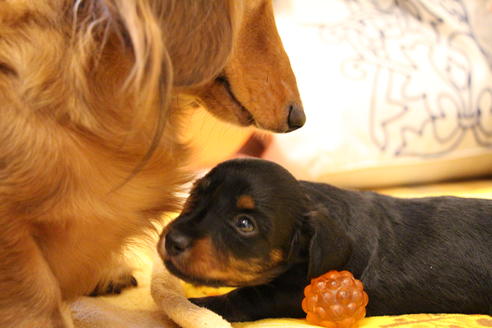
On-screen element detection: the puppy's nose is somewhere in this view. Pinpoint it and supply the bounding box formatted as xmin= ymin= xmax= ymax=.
xmin=287 ymin=103 xmax=306 ymax=132
xmin=165 ymin=230 xmax=192 ymax=256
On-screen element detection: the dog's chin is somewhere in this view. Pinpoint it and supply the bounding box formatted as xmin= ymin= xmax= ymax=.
xmin=163 ymin=259 xmax=229 ymax=287
xmin=216 ymin=77 xmax=256 ymax=127
xmin=164 ymin=259 xmax=287 ymax=288
xmin=189 ymin=77 xmax=256 ymax=128
xmin=211 ymin=77 xmax=256 ymax=127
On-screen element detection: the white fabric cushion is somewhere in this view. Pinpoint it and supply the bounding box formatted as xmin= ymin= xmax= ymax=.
xmin=265 ymin=0 xmax=492 ymax=188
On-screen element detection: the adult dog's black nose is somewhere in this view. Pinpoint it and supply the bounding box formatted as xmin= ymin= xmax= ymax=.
xmin=287 ymin=103 xmax=306 ymax=132
xmin=165 ymin=230 xmax=192 ymax=256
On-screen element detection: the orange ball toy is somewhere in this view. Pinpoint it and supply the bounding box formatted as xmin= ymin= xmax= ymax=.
xmin=302 ymin=270 xmax=368 ymax=328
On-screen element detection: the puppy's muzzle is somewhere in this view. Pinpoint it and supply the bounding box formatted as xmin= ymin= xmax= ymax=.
xmin=165 ymin=229 xmax=192 ymax=257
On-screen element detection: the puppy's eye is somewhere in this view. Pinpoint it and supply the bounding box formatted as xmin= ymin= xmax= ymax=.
xmin=233 ymin=215 xmax=256 ymax=235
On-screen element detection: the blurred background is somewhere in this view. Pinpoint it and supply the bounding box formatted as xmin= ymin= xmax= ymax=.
xmin=182 ymin=0 xmax=492 ymax=189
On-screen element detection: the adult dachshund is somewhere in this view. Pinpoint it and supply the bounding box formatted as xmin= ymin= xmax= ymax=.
xmin=0 ymin=1 xmax=303 ymax=327
xmin=160 ymin=159 xmax=492 ymax=322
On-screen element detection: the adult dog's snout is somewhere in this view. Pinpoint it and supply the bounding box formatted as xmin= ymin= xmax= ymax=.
xmin=165 ymin=229 xmax=192 ymax=257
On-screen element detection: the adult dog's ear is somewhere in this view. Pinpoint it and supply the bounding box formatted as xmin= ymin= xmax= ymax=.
xmin=162 ymin=0 xmax=241 ymax=87
xmin=304 ymin=208 xmax=352 ymax=279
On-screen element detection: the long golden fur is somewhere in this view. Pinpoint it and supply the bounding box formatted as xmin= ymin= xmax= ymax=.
xmin=0 ymin=1 xmax=303 ymax=327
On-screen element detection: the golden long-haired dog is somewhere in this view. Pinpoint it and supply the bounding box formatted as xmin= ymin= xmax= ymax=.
xmin=0 ymin=1 xmax=304 ymax=327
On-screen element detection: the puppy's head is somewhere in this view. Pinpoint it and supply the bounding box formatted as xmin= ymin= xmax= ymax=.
xmin=158 ymin=158 xmax=307 ymax=287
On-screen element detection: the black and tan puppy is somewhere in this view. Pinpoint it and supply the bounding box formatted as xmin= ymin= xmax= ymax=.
xmin=158 ymin=158 xmax=492 ymax=322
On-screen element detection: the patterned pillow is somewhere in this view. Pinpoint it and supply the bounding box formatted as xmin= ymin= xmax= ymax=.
xmin=264 ymin=0 xmax=492 ymax=188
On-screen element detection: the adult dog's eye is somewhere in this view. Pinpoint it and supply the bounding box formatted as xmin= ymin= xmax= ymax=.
xmin=233 ymin=215 xmax=256 ymax=235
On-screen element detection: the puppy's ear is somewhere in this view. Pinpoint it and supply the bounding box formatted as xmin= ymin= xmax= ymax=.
xmin=304 ymin=208 xmax=352 ymax=279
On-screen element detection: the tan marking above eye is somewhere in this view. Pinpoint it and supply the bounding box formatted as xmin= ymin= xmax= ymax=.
xmin=237 ymin=195 xmax=255 ymax=209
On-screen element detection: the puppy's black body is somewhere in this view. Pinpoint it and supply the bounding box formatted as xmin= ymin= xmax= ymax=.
xmin=159 ymin=159 xmax=492 ymax=322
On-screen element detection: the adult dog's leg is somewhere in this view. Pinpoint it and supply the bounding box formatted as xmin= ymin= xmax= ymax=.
xmin=90 ymin=258 xmax=138 ymax=296
xmin=0 ymin=222 xmax=73 ymax=328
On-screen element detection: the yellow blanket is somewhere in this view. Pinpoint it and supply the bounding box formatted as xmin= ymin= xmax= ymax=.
xmin=233 ymin=315 xmax=492 ymax=328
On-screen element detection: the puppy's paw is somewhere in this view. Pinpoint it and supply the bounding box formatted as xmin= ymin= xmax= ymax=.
xmin=189 ymin=297 xmax=212 ymax=308
xmin=89 ymin=270 xmax=138 ymax=296
xmin=189 ymin=296 xmax=248 ymax=322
